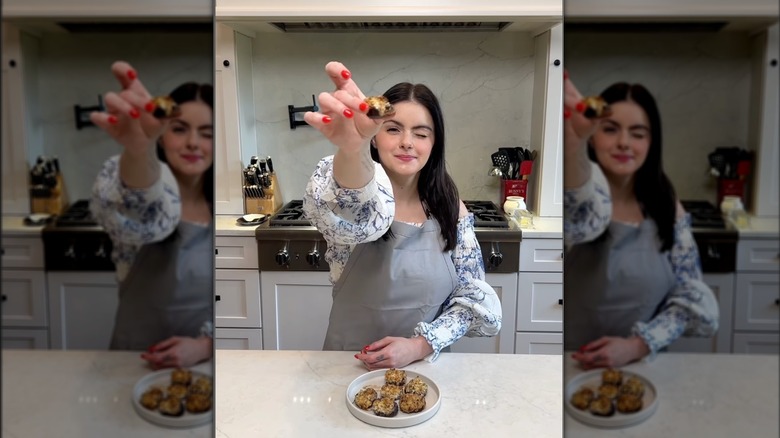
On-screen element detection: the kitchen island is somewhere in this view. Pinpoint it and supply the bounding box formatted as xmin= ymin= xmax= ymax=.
xmin=216 ymin=350 xmax=562 ymax=437
xmin=564 ymin=352 xmax=779 ymax=436
xmin=1 ymin=350 xmax=212 ymax=437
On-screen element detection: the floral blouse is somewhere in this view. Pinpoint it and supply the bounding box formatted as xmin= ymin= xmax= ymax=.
xmin=564 ymin=162 xmax=719 ymax=356
xmin=303 ymin=155 xmax=502 ymax=361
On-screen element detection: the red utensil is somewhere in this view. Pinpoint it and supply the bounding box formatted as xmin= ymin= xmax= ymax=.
xmin=520 ymin=161 xmax=533 ymax=180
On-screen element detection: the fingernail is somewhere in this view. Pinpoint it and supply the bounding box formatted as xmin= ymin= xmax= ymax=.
xmin=322 ymin=115 xmax=332 ymax=124
xmin=563 ymin=109 xmax=571 ymax=119
xmin=129 ymin=108 xmax=140 ymax=119
xmin=359 ymin=102 xmax=369 ymax=112
xmin=108 ymin=115 xmax=118 ymax=125
xmin=575 ymin=101 xmax=586 ymax=113
xmin=363 ymin=345 xmax=371 ymax=351
xmin=563 ymin=70 xmax=569 ymax=80
xmin=343 ymin=108 xmax=354 ymax=118
xmin=341 ymin=69 xmax=351 ymax=80
xmin=354 ymin=354 xmax=359 ymax=359
xmin=145 ymin=101 xmax=156 ymax=113
xmin=127 ymin=69 xmax=137 ymax=80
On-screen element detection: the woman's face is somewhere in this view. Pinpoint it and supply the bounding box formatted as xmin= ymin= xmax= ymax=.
xmin=589 ymin=100 xmax=651 ymax=180
xmin=160 ymin=100 xmax=213 ymax=178
xmin=373 ymin=101 xmax=435 ymax=180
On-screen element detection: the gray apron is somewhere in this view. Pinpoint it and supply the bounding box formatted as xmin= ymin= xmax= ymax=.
xmin=563 ymin=220 xmax=676 ymax=350
xmin=323 ymin=219 xmax=458 ymax=351
xmin=110 ymin=221 xmax=213 ymax=350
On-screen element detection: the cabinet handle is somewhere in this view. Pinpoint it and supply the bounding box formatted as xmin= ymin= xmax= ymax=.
xmin=558 ymin=299 xmax=563 ymax=306
xmin=223 ymin=60 xmax=230 ymax=67
xmin=2 ymin=294 xmax=7 ymax=302
xmin=553 ymin=59 xmax=561 ymax=67
xmin=215 ymin=248 xmax=219 ymax=255
xmin=215 ymin=295 xmax=221 ymax=302
xmin=775 ymin=298 xmax=779 ymax=306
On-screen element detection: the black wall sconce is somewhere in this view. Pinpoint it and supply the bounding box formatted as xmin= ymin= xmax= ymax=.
xmin=74 ymin=95 xmax=105 ymax=130
xmin=288 ymin=95 xmax=318 ymax=130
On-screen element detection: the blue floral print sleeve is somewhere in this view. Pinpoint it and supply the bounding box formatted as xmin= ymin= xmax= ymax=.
xmin=90 ymin=155 xmax=181 ymax=281
xmin=632 ymin=212 xmax=720 ymax=355
xmin=303 ymin=155 xmax=502 ymax=361
xmin=564 ymin=162 xmax=612 ymax=247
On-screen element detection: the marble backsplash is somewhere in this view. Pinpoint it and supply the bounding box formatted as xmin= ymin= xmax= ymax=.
xmin=30 ymin=31 xmax=212 ymax=202
xmin=564 ymin=30 xmax=754 ymax=205
xmin=245 ymin=31 xmax=538 ymax=206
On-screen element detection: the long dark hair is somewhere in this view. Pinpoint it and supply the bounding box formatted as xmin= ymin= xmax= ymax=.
xmin=588 ymin=82 xmax=676 ymax=251
xmin=370 ymin=83 xmax=460 ymax=252
xmin=156 ymin=82 xmax=214 ymax=212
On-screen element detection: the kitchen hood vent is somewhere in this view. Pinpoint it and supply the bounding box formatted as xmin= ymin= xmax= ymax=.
xmin=56 ymin=22 xmax=212 ymax=33
xmin=564 ymin=22 xmax=728 ymax=33
xmin=270 ymin=22 xmax=512 ymax=33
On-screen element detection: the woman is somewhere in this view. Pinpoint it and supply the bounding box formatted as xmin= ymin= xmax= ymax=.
xmin=90 ymin=61 xmax=213 ymax=369
xmin=302 ymin=61 xmax=501 ymax=370
xmin=563 ymin=73 xmax=719 ymax=369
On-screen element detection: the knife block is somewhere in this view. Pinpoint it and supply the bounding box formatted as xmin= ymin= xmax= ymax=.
xmin=244 ymin=173 xmax=283 ymax=215
xmin=31 ymin=174 xmax=68 ymax=215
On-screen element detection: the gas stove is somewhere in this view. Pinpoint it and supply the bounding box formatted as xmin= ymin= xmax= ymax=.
xmin=42 ymin=199 xmax=114 ymax=271
xmin=681 ymin=200 xmax=738 ymax=273
xmin=256 ymin=199 xmax=520 ymax=272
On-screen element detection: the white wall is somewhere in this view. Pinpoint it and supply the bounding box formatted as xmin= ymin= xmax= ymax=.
xmin=30 ymin=30 xmax=212 ymax=201
xmin=564 ymin=30 xmax=754 ymax=205
xmin=246 ymin=31 xmax=538 ymax=205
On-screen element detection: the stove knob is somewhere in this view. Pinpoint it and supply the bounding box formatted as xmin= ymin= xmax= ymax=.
xmin=489 ymin=251 xmax=503 ymax=268
xmin=95 ymin=244 xmax=107 ymax=258
xmin=64 ymin=244 xmax=77 ymax=259
xmin=306 ymin=249 xmax=320 ymax=267
xmin=275 ymin=249 xmax=290 ymax=267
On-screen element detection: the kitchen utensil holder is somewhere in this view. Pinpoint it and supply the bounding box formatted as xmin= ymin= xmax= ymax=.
xmin=244 ymin=174 xmax=283 ymax=215
xmin=501 ymin=179 xmax=528 ymax=206
xmin=31 ymin=174 xmax=68 ymax=215
xmin=288 ymin=95 xmax=319 ymax=130
xmin=717 ymin=179 xmax=745 ymax=207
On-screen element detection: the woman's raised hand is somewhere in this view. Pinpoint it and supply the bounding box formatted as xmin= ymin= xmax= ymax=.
xmin=90 ymin=61 xmax=167 ymax=156
xmin=563 ymin=72 xmax=601 ymax=155
xmin=303 ymin=61 xmax=385 ymax=154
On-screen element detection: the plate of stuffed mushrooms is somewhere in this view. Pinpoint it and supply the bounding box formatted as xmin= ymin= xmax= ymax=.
xmin=132 ymin=368 xmax=213 ymax=428
xmin=346 ymin=368 xmax=441 ymax=428
xmin=565 ymin=368 xmax=658 ymax=429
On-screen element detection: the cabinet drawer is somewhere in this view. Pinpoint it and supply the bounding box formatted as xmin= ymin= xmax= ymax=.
xmin=514 ymin=332 xmax=562 ymax=355
xmin=1 ymin=270 xmax=47 ymax=327
xmin=215 ymin=328 xmax=263 ymax=350
xmin=737 ymin=238 xmax=779 ymax=271
xmin=1 ymin=328 xmax=49 ymax=349
xmin=215 ymin=269 xmax=261 ymax=328
xmin=732 ymin=333 xmax=779 ymax=355
xmin=519 ymin=238 xmax=563 ymax=272
xmin=1 ymin=237 xmax=44 ymax=269
xmin=215 ymin=236 xmax=258 ymax=269
xmin=516 ymin=272 xmax=562 ymax=332
xmin=734 ymin=273 xmax=779 ymax=331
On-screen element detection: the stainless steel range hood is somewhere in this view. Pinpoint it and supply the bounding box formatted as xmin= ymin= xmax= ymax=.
xmin=269 ymin=21 xmax=512 ymax=33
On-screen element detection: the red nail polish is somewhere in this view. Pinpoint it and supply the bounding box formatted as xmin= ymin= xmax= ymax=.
xmin=563 ymin=109 xmax=571 ymax=119
xmin=354 ymin=354 xmax=359 ymax=359
xmin=575 ymin=101 xmax=586 ymax=113
xmin=341 ymin=70 xmax=351 ymax=80
xmin=343 ymin=108 xmax=354 ymax=118
xmin=108 ymin=115 xmax=118 ymax=125
xmin=563 ymin=70 xmax=569 ymax=80
xmin=145 ymin=101 xmax=156 ymax=113
xmin=322 ymin=115 xmax=332 ymax=124
xmin=129 ymin=108 xmax=140 ymax=119
xmin=359 ymin=102 xmax=368 ymax=112
xmin=127 ymin=69 xmax=137 ymax=80
xmin=363 ymin=345 xmax=371 ymax=351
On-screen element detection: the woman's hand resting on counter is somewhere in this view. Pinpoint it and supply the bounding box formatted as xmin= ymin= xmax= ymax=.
xmin=571 ymin=336 xmax=650 ymax=370
xmin=355 ymin=336 xmax=434 ymax=370
xmin=140 ymin=336 xmax=212 ymax=370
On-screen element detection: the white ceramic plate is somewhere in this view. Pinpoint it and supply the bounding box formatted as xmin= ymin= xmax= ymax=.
xmin=565 ymin=369 xmax=658 ymax=429
xmin=346 ymin=370 xmax=441 ymax=428
xmin=132 ymin=369 xmax=213 ymax=428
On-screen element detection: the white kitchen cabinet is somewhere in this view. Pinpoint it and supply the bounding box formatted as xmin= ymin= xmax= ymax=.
xmin=450 ymin=273 xmax=518 ymax=354
xmin=215 ymin=23 xmax=246 ymax=215
xmin=732 ymin=333 xmax=779 ymax=354
xmin=667 ymin=273 xmax=735 ymax=354
xmin=516 ymin=237 xmax=563 ymax=354
xmin=1 ymin=328 xmax=48 ymax=349
xmin=1 ymin=24 xmax=31 ymax=215
xmin=215 ymin=235 xmax=259 ymax=269
xmin=1 ymin=236 xmax=43 ymax=269
xmin=260 ymin=271 xmax=332 ymax=351
xmin=47 ymin=272 xmax=118 ymax=350
xmin=733 ymin=273 xmax=779 ymax=332
xmin=215 ymin=328 xmax=263 ymax=350
xmin=528 ymin=23 xmax=563 ymax=218
xmin=737 ymin=238 xmax=780 ymax=272
xmin=2 ymin=0 xmax=211 ymax=18
xmin=2 ymin=234 xmax=49 ymax=349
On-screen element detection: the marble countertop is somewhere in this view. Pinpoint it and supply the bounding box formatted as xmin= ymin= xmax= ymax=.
xmin=1 ymin=215 xmax=47 ymax=236
xmin=564 ymin=353 xmax=779 ymax=436
xmin=735 ymin=215 xmax=779 ymax=239
xmin=215 ymin=215 xmax=258 ymax=237
xmin=2 ymin=350 xmax=212 ymax=437
xmin=216 ymin=350 xmax=562 ymax=437
xmin=520 ymin=216 xmax=563 ymax=239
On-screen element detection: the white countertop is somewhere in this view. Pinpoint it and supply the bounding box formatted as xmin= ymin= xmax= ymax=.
xmin=216 ymin=350 xmax=562 ymax=437
xmin=215 ymin=215 xmax=258 ymax=236
xmin=736 ymin=215 xmax=779 ymax=239
xmin=564 ymin=352 xmax=779 ymax=436
xmin=520 ymin=216 xmax=563 ymax=239
xmin=2 ymin=350 xmax=212 ymax=437
xmin=1 ymin=215 xmax=46 ymax=236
